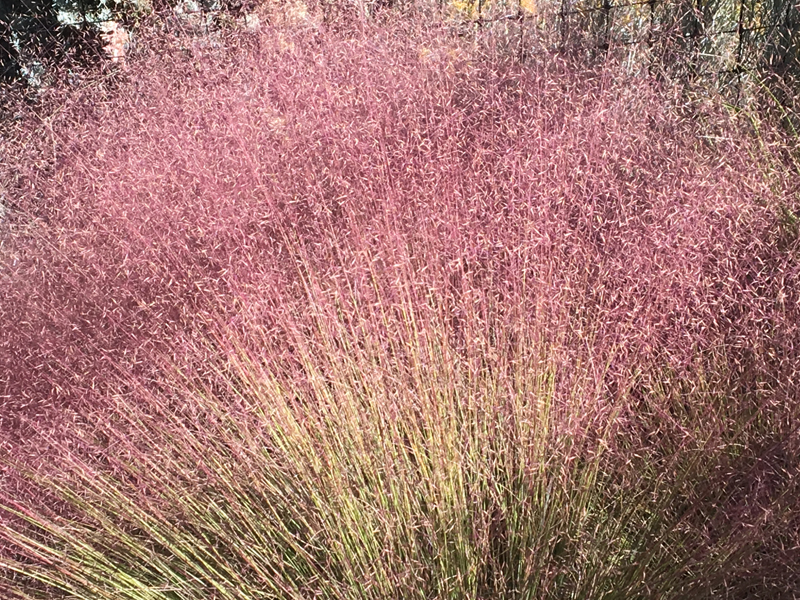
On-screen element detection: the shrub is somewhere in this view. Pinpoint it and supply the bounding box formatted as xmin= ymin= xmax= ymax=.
xmin=1 ymin=15 xmax=799 ymax=599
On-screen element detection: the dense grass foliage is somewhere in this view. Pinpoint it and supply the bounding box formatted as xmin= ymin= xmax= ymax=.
xmin=1 ymin=15 xmax=799 ymax=599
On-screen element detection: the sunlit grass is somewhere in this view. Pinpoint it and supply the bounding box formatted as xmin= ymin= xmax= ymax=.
xmin=1 ymin=12 xmax=799 ymax=600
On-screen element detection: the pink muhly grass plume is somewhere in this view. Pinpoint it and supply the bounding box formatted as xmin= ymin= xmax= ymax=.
xmin=0 ymin=12 xmax=799 ymax=600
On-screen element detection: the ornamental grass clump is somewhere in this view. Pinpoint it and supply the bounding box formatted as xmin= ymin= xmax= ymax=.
xmin=1 ymin=13 xmax=799 ymax=600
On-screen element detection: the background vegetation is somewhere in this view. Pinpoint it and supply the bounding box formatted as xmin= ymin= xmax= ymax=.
xmin=1 ymin=0 xmax=798 ymax=93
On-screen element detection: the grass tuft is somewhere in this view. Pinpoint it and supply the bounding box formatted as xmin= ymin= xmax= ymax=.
xmin=1 ymin=13 xmax=799 ymax=600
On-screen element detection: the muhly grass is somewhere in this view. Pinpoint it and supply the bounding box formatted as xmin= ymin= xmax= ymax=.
xmin=1 ymin=13 xmax=800 ymax=600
